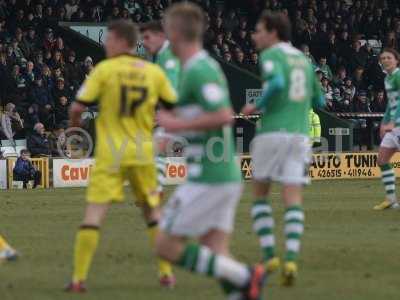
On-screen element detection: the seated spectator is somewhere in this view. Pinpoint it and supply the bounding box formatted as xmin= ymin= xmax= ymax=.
xmin=210 ymin=43 xmax=221 ymax=57
xmin=52 ymin=77 xmax=71 ymax=105
xmin=317 ymin=57 xmax=333 ymax=81
xmin=27 ymin=122 xmax=51 ymax=157
xmin=11 ymin=64 xmax=26 ymax=89
xmin=23 ymin=61 xmax=35 ymax=87
xmin=30 ymin=77 xmax=54 ymax=128
xmin=353 ymin=90 xmax=371 ymax=113
xmin=300 ymin=44 xmax=316 ymax=67
xmin=353 ymin=67 xmax=368 ymax=91
xmin=82 ymin=56 xmax=94 ymax=78
xmin=321 ymin=76 xmax=333 ymax=99
xmin=341 ymin=77 xmax=356 ymax=101
xmin=234 ymin=50 xmax=246 ymax=69
xmin=41 ymin=64 xmax=54 ymax=91
xmin=24 ymin=104 xmax=40 ymax=133
xmin=50 ymin=49 xmax=65 ymax=69
xmin=332 ymin=66 xmax=347 ymax=87
xmin=370 ymin=90 xmax=387 ymax=113
xmin=1 ymin=103 xmax=24 ymax=142
xmin=247 ymin=52 xmax=259 ymax=74
xmin=64 ymin=50 xmax=81 ymax=88
xmin=13 ymin=149 xmax=41 ymax=188
xmin=223 ymin=51 xmax=232 ymax=63
xmin=48 ymin=123 xmax=66 ymax=157
xmin=339 ymin=91 xmax=353 ymax=112
xmin=54 ymin=90 xmax=69 ymax=128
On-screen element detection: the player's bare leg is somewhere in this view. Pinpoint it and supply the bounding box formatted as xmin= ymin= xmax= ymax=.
xmin=66 ymin=203 xmax=110 ymax=293
xmin=374 ymin=146 xmax=399 ymax=210
xmin=251 ymin=181 xmax=280 ymax=274
xmin=281 ymin=185 xmax=304 ymax=286
xmin=156 ymin=230 xmax=266 ymax=300
xmin=142 ymin=203 xmax=176 ymax=288
xmin=0 ymin=234 xmax=18 ymax=263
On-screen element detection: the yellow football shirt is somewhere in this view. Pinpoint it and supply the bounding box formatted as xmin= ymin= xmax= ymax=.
xmin=76 ymin=54 xmax=177 ymax=168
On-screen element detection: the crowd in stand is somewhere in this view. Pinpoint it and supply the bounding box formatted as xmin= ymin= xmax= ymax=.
xmin=246 ymin=0 xmax=400 ymax=114
xmin=1 ymin=0 xmax=400 ymax=156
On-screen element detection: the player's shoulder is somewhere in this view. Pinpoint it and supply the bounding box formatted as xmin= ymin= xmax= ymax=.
xmin=186 ymin=52 xmax=222 ymax=79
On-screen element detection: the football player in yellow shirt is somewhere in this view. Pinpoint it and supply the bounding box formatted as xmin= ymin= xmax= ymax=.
xmin=65 ymin=20 xmax=177 ymax=292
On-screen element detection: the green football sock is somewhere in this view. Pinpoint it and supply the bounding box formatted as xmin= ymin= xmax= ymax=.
xmin=177 ymin=243 xmax=250 ymax=288
xmin=380 ymin=164 xmax=397 ymax=203
xmin=284 ymin=205 xmax=304 ymax=262
xmin=251 ymin=198 xmax=275 ymax=261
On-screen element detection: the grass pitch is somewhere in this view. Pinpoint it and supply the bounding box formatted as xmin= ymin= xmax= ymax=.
xmin=1 ymin=180 xmax=400 ymax=300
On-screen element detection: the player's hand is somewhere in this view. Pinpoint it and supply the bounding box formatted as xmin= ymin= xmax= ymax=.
xmin=241 ymin=104 xmax=256 ymax=116
xmin=157 ymin=110 xmax=185 ymax=132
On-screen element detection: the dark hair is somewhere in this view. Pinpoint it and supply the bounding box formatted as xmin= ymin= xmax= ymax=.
xmin=107 ymin=19 xmax=139 ymax=48
xmin=165 ymin=2 xmax=205 ymax=42
xmin=259 ymin=11 xmax=292 ymax=42
xmin=20 ymin=149 xmax=30 ymax=156
xmin=381 ymin=48 xmax=400 ymax=61
xmin=140 ymin=20 xmax=163 ymax=33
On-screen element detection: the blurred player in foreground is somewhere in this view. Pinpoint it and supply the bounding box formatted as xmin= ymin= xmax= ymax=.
xmin=0 ymin=235 xmax=18 ymax=262
xmin=373 ymin=48 xmax=400 ymax=210
xmin=157 ymin=3 xmax=266 ymax=300
xmin=65 ymin=20 xmax=177 ymax=292
xmin=139 ymin=19 xmax=181 ymax=287
xmin=241 ymin=11 xmax=325 ymax=286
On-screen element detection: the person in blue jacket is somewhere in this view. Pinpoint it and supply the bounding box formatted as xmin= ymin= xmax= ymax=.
xmin=13 ymin=149 xmax=41 ymax=188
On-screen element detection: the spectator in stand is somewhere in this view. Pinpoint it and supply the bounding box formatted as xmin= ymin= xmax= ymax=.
xmin=48 ymin=123 xmax=66 ymax=157
xmin=300 ymin=44 xmax=316 ymax=67
xmin=210 ymin=42 xmax=221 ymax=57
xmin=13 ymin=149 xmax=41 ymax=188
xmin=82 ymin=56 xmax=93 ymax=78
xmin=353 ymin=67 xmax=368 ymax=91
xmin=41 ymin=64 xmax=54 ymax=91
xmin=124 ymin=0 xmax=141 ymax=16
xmin=353 ymin=90 xmax=371 ymax=113
xmin=234 ymin=50 xmax=246 ymax=69
xmin=30 ymin=76 xmax=54 ymax=128
xmin=64 ymin=53 xmax=81 ymax=86
xmin=53 ymin=77 xmax=70 ymax=126
xmin=321 ymin=76 xmax=333 ymax=104
xmin=24 ymin=104 xmax=39 ymax=133
xmin=27 ymin=122 xmax=50 ymax=157
xmin=15 ymin=29 xmax=29 ymax=59
xmin=341 ymin=77 xmax=356 ymax=101
xmin=339 ymin=90 xmax=353 ymax=112
xmin=332 ymin=66 xmax=347 ymax=87
xmin=1 ymin=103 xmax=24 ymax=142
xmin=65 ymin=0 xmax=79 ymax=20
xmin=348 ymin=40 xmax=369 ymax=73
xmin=246 ymin=52 xmax=259 ymax=74
xmin=223 ymin=51 xmax=232 ymax=63
xmin=23 ymin=61 xmax=35 ymax=87
xmin=317 ymin=57 xmax=333 ymax=81
xmin=42 ymin=28 xmax=56 ymax=52
xmin=370 ymin=90 xmax=387 ymax=113
xmin=235 ymin=29 xmax=251 ymax=52
xmin=50 ymin=50 xmax=64 ymax=70
xmin=11 ymin=64 xmax=26 ymax=89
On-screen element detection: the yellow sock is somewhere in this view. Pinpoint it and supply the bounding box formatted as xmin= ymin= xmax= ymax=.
xmin=147 ymin=223 xmax=173 ymax=277
xmin=72 ymin=227 xmax=100 ymax=283
xmin=0 ymin=235 xmax=10 ymax=250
